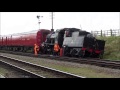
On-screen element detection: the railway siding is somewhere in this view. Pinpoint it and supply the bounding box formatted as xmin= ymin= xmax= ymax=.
xmin=0 ymin=55 xmax=84 ymax=78
xmin=1 ymin=52 xmax=120 ymax=78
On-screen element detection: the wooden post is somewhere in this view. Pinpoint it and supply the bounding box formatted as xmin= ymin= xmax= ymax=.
xmin=2 ymin=37 xmax=3 ymax=45
xmin=6 ymin=37 xmax=7 ymax=45
xmin=103 ymin=31 xmax=105 ymax=37
xmin=119 ymin=35 xmax=120 ymax=51
xmin=101 ymin=30 xmax=102 ymax=37
xmin=0 ymin=12 xmax=2 ymax=37
xmin=110 ymin=29 xmax=112 ymax=36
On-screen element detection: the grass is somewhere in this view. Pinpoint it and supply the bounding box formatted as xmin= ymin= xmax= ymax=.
xmin=26 ymin=59 xmax=119 ymax=78
xmin=38 ymin=63 xmax=119 ymax=78
xmin=96 ymin=36 xmax=120 ymax=60
xmin=1 ymin=53 xmax=120 ymax=78
xmin=0 ymin=67 xmax=8 ymax=76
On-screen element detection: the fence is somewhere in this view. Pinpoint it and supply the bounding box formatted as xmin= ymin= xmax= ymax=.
xmin=91 ymin=29 xmax=120 ymax=37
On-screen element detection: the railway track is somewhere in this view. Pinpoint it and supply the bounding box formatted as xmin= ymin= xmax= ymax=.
xmin=0 ymin=60 xmax=44 ymax=78
xmin=0 ymin=60 xmax=45 ymax=78
xmin=0 ymin=50 xmax=120 ymax=69
xmin=0 ymin=55 xmax=85 ymax=78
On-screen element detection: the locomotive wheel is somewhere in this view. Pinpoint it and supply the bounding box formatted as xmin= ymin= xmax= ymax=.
xmin=99 ymin=54 xmax=103 ymax=59
xmin=82 ymin=50 xmax=85 ymax=58
xmin=89 ymin=52 xmax=92 ymax=57
xmin=70 ymin=49 xmax=75 ymax=57
xmin=99 ymin=51 xmax=104 ymax=59
xmin=79 ymin=50 xmax=85 ymax=58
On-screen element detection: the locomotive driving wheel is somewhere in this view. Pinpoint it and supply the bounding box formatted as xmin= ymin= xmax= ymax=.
xmin=99 ymin=51 xmax=104 ymax=59
xmin=79 ymin=50 xmax=85 ymax=58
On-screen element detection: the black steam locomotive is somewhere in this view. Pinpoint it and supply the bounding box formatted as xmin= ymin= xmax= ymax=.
xmin=41 ymin=28 xmax=105 ymax=58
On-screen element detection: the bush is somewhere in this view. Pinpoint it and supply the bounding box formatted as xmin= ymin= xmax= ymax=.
xmin=96 ymin=36 xmax=120 ymax=60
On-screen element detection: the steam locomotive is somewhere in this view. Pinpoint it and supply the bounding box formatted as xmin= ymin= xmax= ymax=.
xmin=41 ymin=28 xmax=105 ymax=58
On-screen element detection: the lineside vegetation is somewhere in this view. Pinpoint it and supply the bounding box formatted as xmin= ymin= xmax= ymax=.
xmin=96 ymin=36 xmax=120 ymax=60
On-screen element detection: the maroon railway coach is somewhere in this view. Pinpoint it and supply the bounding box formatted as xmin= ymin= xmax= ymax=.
xmin=0 ymin=29 xmax=50 ymax=52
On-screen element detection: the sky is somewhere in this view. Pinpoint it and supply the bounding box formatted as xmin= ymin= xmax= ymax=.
xmin=0 ymin=12 xmax=120 ymax=35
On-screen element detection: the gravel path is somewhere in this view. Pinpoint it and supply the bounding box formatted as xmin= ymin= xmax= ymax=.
xmin=0 ymin=52 xmax=120 ymax=78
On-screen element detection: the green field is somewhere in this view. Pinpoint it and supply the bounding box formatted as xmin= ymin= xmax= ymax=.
xmin=97 ymin=36 xmax=120 ymax=60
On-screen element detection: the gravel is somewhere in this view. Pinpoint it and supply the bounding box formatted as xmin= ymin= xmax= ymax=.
xmin=0 ymin=63 xmax=32 ymax=78
xmin=0 ymin=52 xmax=120 ymax=78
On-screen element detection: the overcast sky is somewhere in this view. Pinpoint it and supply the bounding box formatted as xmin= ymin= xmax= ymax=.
xmin=0 ymin=12 xmax=120 ymax=35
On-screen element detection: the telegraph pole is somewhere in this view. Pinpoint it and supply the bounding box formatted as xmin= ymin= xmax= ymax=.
xmin=80 ymin=24 xmax=82 ymax=30
xmin=51 ymin=12 xmax=54 ymax=32
xmin=0 ymin=12 xmax=1 ymax=36
xmin=118 ymin=12 xmax=120 ymax=36
xmin=37 ymin=15 xmax=43 ymax=30
xmin=0 ymin=12 xmax=2 ymax=39
xmin=118 ymin=12 xmax=120 ymax=51
xmin=119 ymin=12 xmax=120 ymax=31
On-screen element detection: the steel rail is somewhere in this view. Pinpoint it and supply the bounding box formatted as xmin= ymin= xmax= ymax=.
xmin=0 ymin=55 xmax=85 ymax=78
xmin=0 ymin=60 xmax=45 ymax=78
xmin=0 ymin=50 xmax=120 ymax=69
